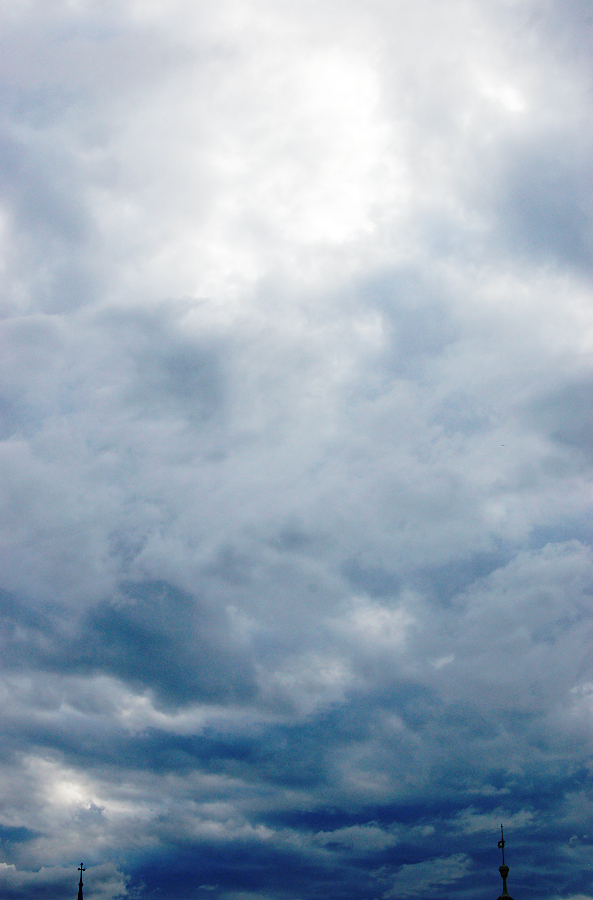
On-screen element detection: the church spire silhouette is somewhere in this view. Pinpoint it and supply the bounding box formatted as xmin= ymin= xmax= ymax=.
xmin=496 ymin=825 xmax=514 ymax=899
xmin=77 ymin=864 xmax=85 ymax=900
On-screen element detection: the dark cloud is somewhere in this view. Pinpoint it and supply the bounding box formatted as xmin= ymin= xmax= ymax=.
xmin=0 ymin=581 xmax=255 ymax=707
xmin=341 ymin=558 xmax=401 ymax=598
xmin=94 ymin=307 xmax=228 ymax=422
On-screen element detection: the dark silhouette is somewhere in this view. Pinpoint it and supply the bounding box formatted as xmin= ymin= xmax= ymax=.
xmin=77 ymin=864 xmax=85 ymax=900
xmin=497 ymin=825 xmax=514 ymax=899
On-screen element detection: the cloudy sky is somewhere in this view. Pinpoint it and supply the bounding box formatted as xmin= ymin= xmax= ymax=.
xmin=1 ymin=1 xmax=593 ymax=899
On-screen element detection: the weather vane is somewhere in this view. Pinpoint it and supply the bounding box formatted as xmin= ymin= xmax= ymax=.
xmin=498 ymin=824 xmax=505 ymax=865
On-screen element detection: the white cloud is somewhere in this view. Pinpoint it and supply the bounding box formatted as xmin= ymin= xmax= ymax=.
xmin=381 ymin=853 xmax=472 ymax=898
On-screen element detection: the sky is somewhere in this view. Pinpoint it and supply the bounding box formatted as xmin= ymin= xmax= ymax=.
xmin=1 ymin=0 xmax=593 ymax=898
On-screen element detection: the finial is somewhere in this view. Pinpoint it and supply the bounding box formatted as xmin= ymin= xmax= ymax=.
xmin=498 ymin=824 xmax=505 ymax=865
xmin=496 ymin=826 xmax=513 ymax=899
xmin=77 ymin=863 xmax=85 ymax=900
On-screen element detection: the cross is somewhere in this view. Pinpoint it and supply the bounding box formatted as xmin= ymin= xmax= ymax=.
xmin=78 ymin=864 xmax=85 ymax=886
xmin=498 ymin=824 xmax=505 ymax=865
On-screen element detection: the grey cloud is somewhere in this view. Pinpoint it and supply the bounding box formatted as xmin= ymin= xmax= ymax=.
xmin=0 ymin=130 xmax=89 ymax=244
xmin=95 ymin=307 xmax=228 ymax=423
xmin=130 ymin=337 xmax=225 ymax=423
xmin=528 ymin=378 xmax=593 ymax=457
xmin=430 ymin=391 xmax=492 ymax=438
xmin=341 ymin=558 xmax=401 ymax=599
xmin=380 ymin=853 xmax=473 ymax=898
xmin=357 ymin=269 xmax=458 ymax=380
xmin=494 ymin=153 xmax=593 ymax=270
xmin=80 ymin=581 xmax=255 ymax=706
xmin=0 ymin=398 xmax=22 ymax=441
xmin=0 ymin=863 xmax=125 ymax=900
xmin=1 ymin=581 xmax=256 ymax=708
xmin=0 ymin=128 xmax=101 ymax=315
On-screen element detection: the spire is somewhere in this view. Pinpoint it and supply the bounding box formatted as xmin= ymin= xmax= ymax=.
xmin=77 ymin=864 xmax=85 ymax=900
xmin=496 ymin=826 xmax=514 ymax=900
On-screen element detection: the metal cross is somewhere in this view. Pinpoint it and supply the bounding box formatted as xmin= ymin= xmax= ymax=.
xmin=498 ymin=824 xmax=505 ymax=865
